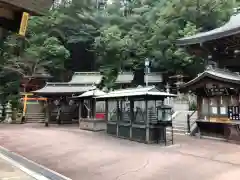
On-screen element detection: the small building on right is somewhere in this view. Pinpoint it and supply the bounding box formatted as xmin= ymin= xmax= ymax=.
xmin=181 ymin=67 xmax=240 ymax=141
xmin=176 ymin=13 xmax=240 ymax=142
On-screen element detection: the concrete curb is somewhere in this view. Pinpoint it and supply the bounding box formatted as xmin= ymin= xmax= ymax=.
xmin=0 ymin=146 xmax=72 ymax=180
xmin=0 ymin=153 xmax=49 ymax=180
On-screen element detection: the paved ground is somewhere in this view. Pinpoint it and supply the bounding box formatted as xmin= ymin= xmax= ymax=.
xmin=0 ymin=154 xmax=35 ymax=180
xmin=1 ymin=124 xmax=240 ymax=180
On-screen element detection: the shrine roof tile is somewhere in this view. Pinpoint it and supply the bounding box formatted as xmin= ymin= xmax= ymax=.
xmin=32 ymin=83 xmax=96 ymax=95
xmin=96 ymin=86 xmax=176 ymax=99
xmin=181 ymin=68 xmax=240 ymax=88
xmin=115 ymin=72 xmax=134 ymax=84
xmin=176 ymin=13 xmax=240 ymax=45
xmin=68 ymin=72 xmax=103 ymax=85
xmin=74 ymin=89 xmax=106 ymax=98
xmin=145 ymin=72 xmax=163 ymax=83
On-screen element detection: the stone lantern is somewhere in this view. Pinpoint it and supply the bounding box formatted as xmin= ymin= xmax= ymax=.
xmin=4 ymin=102 xmax=12 ymax=123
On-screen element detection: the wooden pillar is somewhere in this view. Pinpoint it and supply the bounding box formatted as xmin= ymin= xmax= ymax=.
xmin=79 ymin=100 xmax=82 ymax=121
xmin=145 ymin=99 xmax=149 ymax=143
xmin=105 ymin=99 xmax=108 ymax=122
xmin=197 ymin=96 xmax=201 ymax=119
xmin=207 ymin=96 xmax=211 ymax=121
xmin=120 ymin=100 xmax=123 ymax=121
xmin=116 ymin=100 xmax=119 ymax=136
xmin=92 ymin=98 xmax=96 ymax=119
xmin=130 ymin=100 xmax=134 ymax=139
xmin=45 ymin=100 xmax=50 ymax=127
xmin=22 ymin=94 xmax=28 ymax=119
xmin=105 ymin=99 xmax=108 ymax=133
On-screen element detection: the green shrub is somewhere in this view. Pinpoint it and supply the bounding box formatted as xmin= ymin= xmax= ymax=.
xmin=189 ymin=102 xmax=197 ymax=111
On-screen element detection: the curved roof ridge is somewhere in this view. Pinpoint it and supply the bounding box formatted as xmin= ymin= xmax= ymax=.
xmin=181 ymin=68 xmax=240 ymax=89
xmin=207 ymin=67 xmax=240 ymax=77
xmin=176 ymin=13 xmax=240 ymax=45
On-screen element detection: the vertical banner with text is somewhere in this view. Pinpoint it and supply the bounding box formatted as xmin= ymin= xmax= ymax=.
xmin=19 ymin=12 xmax=30 ymax=36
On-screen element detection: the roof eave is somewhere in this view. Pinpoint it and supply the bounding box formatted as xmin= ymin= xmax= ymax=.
xmin=176 ymin=27 xmax=240 ymax=46
xmin=180 ymin=71 xmax=240 ymax=90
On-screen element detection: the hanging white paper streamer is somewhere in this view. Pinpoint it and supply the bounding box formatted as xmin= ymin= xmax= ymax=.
xmin=220 ymin=96 xmax=223 ymax=105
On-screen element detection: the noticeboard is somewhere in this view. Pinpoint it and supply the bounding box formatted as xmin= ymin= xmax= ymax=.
xmin=204 ymin=87 xmax=229 ymax=96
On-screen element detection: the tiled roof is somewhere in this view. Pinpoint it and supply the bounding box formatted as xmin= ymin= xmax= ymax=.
xmin=115 ymin=72 xmax=163 ymax=84
xmin=75 ymin=89 xmax=106 ymax=98
xmin=145 ymin=72 xmax=163 ymax=83
xmin=176 ymin=13 xmax=240 ymax=45
xmin=33 ymin=83 xmax=96 ymax=95
xmin=69 ymin=72 xmax=103 ymax=85
xmin=96 ymin=86 xmax=176 ymax=99
xmin=182 ymin=68 xmax=240 ymax=88
xmin=115 ymin=72 xmax=134 ymax=84
xmin=1 ymin=0 xmax=52 ymax=15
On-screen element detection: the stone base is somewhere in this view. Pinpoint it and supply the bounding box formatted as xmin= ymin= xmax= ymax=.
xmin=79 ymin=118 xmax=106 ymax=131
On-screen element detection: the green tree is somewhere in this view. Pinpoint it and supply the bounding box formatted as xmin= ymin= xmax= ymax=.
xmin=94 ymin=0 xmax=236 ymax=87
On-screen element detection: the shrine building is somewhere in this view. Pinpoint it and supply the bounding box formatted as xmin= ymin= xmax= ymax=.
xmin=176 ymin=13 xmax=240 ymax=142
xmin=30 ymin=71 xmax=163 ymax=125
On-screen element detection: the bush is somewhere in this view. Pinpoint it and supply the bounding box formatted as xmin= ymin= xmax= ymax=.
xmin=189 ymin=102 xmax=197 ymax=111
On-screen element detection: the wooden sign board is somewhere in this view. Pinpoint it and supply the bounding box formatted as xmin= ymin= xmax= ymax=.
xmin=18 ymin=12 xmax=29 ymax=36
xmin=204 ymin=87 xmax=229 ymax=96
xmin=0 ymin=10 xmax=29 ymax=36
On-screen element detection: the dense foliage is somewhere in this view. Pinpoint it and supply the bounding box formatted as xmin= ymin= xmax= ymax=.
xmin=0 ymin=0 xmax=239 ymax=102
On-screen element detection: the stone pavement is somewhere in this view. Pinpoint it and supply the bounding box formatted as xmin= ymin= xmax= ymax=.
xmin=0 ymin=154 xmax=35 ymax=180
xmin=1 ymin=124 xmax=240 ymax=180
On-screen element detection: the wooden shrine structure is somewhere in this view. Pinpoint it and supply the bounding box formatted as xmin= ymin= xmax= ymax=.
xmin=33 ymin=73 xmax=100 ymax=125
xmin=33 ymin=72 xmax=163 ymax=125
xmin=96 ymin=86 xmax=176 ymax=145
xmin=177 ymin=13 xmax=240 ymax=142
xmin=74 ymin=89 xmax=106 ymax=131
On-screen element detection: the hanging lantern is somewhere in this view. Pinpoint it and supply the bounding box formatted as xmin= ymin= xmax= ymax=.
xmin=220 ymin=96 xmax=223 ymax=105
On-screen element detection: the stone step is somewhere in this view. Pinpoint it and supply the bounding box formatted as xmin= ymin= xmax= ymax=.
xmin=26 ymin=116 xmax=45 ymax=119
xmin=26 ymin=113 xmax=45 ymax=116
xmin=26 ymin=117 xmax=45 ymax=120
xmin=26 ymin=114 xmax=45 ymax=118
xmin=166 ymin=127 xmax=186 ymax=135
xmin=166 ymin=131 xmax=186 ymax=136
xmin=172 ymin=125 xmax=186 ymax=130
xmin=25 ymin=113 xmax=45 ymax=123
xmin=172 ymin=122 xmax=187 ymax=126
xmin=26 ymin=120 xmax=44 ymax=123
xmin=25 ymin=118 xmax=45 ymax=121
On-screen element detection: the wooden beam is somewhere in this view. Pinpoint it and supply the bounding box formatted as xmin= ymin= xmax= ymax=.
xmin=0 ymin=0 xmax=53 ymax=15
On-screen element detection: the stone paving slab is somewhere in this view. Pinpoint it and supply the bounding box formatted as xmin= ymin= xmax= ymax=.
xmin=1 ymin=124 xmax=240 ymax=180
xmin=0 ymin=147 xmax=71 ymax=180
xmin=0 ymin=154 xmax=36 ymax=180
